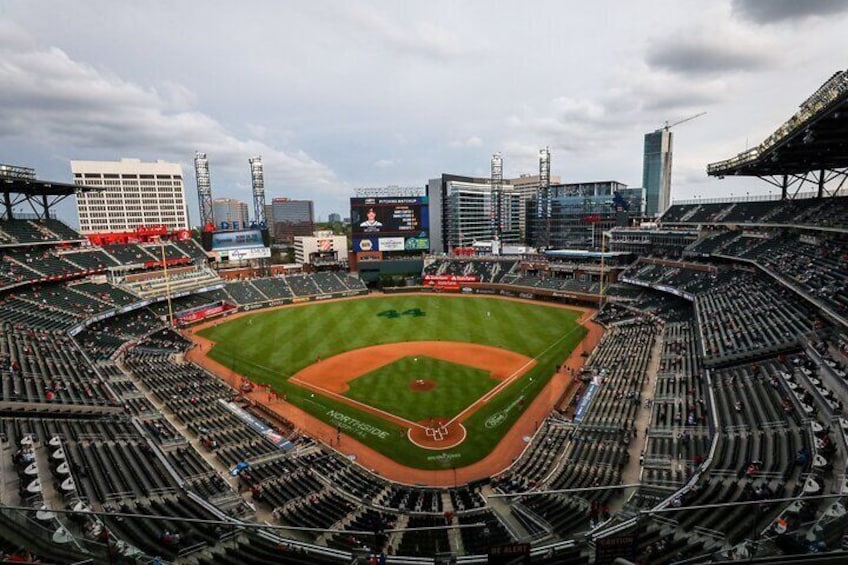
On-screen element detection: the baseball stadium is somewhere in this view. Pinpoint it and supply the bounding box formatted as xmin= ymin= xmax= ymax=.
xmin=0 ymin=62 xmax=848 ymax=565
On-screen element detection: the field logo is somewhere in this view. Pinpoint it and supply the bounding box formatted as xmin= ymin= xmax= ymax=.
xmin=485 ymin=395 xmax=526 ymax=429
xmin=376 ymin=308 xmax=426 ymax=319
xmin=426 ymin=452 xmax=462 ymax=462
xmin=327 ymin=410 xmax=390 ymax=440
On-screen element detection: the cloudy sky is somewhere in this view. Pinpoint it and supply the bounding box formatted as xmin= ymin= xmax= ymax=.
xmin=1 ymin=0 xmax=847 ymax=225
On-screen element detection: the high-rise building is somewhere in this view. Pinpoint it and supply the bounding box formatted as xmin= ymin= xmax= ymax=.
xmin=508 ymin=174 xmax=561 ymax=239
xmin=426 ymin=174 xmax=520 ymax=253
xmin=328 ymin=213 xmax=341 ymax=223
xmin=270 ymin=198 xmax=314 ymax=244
xmin=529 ymin=181 xmax=642 ymax=249
xmin=72 ymin=158 xmax=189 ymax=233
xmin=211 ymin=198 xmax=250 ymax=230
xmin=642 ymin=129 xmax=673 ymax=216
xmin=264 ymin=204 xmax=274 ymax=227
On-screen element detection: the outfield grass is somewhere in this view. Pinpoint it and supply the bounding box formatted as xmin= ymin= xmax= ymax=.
xmin=344 ymin=356 xmax=497 ymax=422
xmin=198 ymin=294 xmax=587 ymax=470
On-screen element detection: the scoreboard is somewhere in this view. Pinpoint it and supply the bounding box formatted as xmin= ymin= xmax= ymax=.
xmin=351 ymin=196 xmax=429 ymax=253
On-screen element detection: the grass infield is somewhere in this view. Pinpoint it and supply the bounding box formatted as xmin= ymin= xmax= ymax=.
xmin=198 ymin=295 xmax=587 ymax=470
xmin=344 ymin=355 xmax=497 ymax=423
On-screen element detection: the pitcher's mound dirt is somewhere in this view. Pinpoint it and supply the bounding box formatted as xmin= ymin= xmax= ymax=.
xmin=410 ymin=379 xmax=436 ymax=392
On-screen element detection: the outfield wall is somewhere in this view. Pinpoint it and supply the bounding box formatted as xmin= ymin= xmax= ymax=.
xmin=386 ymin=282 xmax=599 ymax=307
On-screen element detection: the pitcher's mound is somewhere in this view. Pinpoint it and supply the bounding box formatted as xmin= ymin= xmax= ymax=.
xmin=410 ymin=379 xmax=436 ymax=392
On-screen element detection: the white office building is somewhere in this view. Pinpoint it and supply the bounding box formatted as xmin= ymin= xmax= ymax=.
xmin=72 ymin=158 xmax=189 ymax=233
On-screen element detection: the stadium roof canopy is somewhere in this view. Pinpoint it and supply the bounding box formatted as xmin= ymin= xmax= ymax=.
xmin=0 ymin=163 xmax=97 ymax=220
xmin=707 ymin=69 xmax=848 ymax=179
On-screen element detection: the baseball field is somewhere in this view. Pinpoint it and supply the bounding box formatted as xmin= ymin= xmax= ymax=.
xmin=197 ymin=294 xmax=587 ymax=470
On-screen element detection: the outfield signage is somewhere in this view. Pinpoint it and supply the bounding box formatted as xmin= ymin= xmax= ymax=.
xmin=219 ymin=246 xmax=271 ymax=261
xmin=574 ymin=382 xmax=599 ymax=422
xmin=327 ymin=410 xmax=390 ymax=440
xmin=424 ymin=274 xmax=479 ymax=290
xmin=220 ymin=400 xmax=294 ymax=451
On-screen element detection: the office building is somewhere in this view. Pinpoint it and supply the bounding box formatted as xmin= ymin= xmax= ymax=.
xmin=643 ymin=129 xmax=673 ymax=216
xmin=530 ymin=182 xmax=643 ymax=249
xmin=426 ymin=174 xmax=521 ymax=253
xmin=72 ymin=158 xmax=189 ymax=233
xmin=211 ymin=198 xmax=250 ymax=230
xmin=270 ymin=198 xmax=314 ymax=244
xmin=294 ymin=232 xmax=347 ymax=265
xmin=328 ymin=213 xmax=342 ymax=223
xmin=508 ymin=174 xmax=561 ymax=239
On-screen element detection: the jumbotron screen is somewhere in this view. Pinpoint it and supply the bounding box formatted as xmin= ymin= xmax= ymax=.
xmin=350 ymin=196 xmax=429 ymax=253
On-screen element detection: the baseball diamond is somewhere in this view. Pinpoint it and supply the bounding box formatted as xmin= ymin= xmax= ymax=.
xmin=191 ymin=294 xmax=593 ymax=474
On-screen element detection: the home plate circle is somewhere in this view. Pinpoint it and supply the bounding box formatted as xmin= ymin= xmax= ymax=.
xmin=408 ymin=422 xmax=467 ymax=450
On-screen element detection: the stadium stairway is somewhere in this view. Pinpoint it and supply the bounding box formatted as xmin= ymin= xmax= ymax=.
xmin=481 ymin=484 xmax=532 ymax=541
xmin=448 ymin=514 xmax=464 ymax=556
xmin=114 ymin=356 xmax=248 ymax=506
xmin=620 ymin=328 xmax=665 ymax=492
xmin=384 ymin=513 xmax=408 ymax=552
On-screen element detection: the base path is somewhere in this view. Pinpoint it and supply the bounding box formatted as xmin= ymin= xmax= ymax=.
xmin=291 ymin=341 xmax=532 ymax=394
xmin=184 ymin=294 xmax=604 ymax=486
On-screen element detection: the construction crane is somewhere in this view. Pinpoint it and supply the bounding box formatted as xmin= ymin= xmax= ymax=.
xmin=661 ymin=111 xmax=706 ymax=132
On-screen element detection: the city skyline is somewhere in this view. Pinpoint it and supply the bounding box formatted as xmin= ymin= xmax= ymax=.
xmin=1 ymin=1 xmax=847 ymax=226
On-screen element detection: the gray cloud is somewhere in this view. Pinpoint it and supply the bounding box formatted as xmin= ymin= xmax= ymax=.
xmin=0 ymin=32 xmax=344 ymax=202
xmin=732 ymin=0 xmax=848 ymax=24
xmin=646 ymin=39 xmax=775 ymax=75
xmin=2 ymin=1 xmax=847 ymax=218
xmin=645 ymin=15 xmax=779 ymax=76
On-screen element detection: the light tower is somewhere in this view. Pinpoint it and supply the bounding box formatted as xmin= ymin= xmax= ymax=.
xmin=490 ymin=153 xmax=503 ymax=240
xmin=249 ymin=156 xmax=270 ymax=276
xmin=194 ymin=152 xmax=214 ymax=230
xmin=248 ymin=156 xmax=267 ymax=228
xmin=537 ymin=147 xmax=551 ymax=248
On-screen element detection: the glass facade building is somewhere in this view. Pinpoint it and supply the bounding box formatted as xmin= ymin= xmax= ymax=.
xmin=643 ymin=129 xmax=673 ymax=216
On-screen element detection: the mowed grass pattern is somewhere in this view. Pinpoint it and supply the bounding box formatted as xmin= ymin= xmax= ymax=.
xmin=344 ymin=356 xmax=497 ymax=422
xmin=201 ymin=295 xmax=577 ymax=375
xmin=198 ymin=295 xmax=587 ymax=469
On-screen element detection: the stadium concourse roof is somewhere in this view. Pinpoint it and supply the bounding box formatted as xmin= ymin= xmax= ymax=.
xmin=707 ymin=68 xmax=848 ymax=178
xmin=0 ymin=164 xmax=95 ymax=196
xmin=0 ymin=163 xmax=97 ymax=220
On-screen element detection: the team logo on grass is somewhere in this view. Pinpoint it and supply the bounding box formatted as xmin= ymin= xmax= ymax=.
xmin=485 ymin=395 xmax=526 ymax=429
xmin=485 ymin=412 xmax=507 ymax=429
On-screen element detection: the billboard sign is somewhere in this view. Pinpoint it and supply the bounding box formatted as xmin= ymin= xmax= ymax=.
xmin=221 ymin=247 xmax=272 ymax=261
xmin=378 ymin=237 xmax=404 ymax=251
xmin=351 ymin=196 xmax=428 ymax=253
xmin=211 ymin=229 xmax=265 ymax=250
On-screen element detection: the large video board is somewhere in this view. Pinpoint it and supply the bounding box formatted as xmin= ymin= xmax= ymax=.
xmin=351 ymin=196 xmax=429 ymax=253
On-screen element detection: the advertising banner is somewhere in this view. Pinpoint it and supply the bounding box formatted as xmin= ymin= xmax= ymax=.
xmin=219 ymin=400 xmax=294 ymax=451
xmin=378 ymin=237 xmax=405 ymax=251
xmin=223 ymin=247 xmax=272 ymax=261
xmin=211 ymin=229 xmax=264 ymax=250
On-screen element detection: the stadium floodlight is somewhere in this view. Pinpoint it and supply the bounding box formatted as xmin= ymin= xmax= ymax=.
xmin=491 ymin=152 xmax=503 ymax=240
xmin=0 ymin=163 xmax=36 ymax=181
xmin=249 ymin=156 xmax=267 ymax=228
xmin=194 ymin=152 xmax=214 ymax=230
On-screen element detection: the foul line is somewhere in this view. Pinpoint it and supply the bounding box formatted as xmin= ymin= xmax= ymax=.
xmin=444 ymin=322 xmax=588 ymax=429
xmin=289 ymin=375 xmax=429 ymax=432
